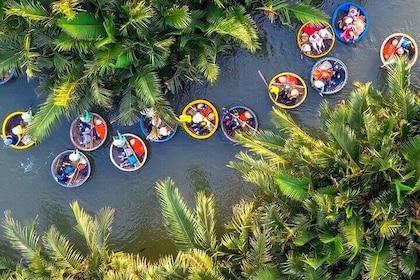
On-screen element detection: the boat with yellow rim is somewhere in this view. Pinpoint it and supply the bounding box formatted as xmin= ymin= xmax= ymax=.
xmin=2 ymin=109 xmax=35 ymax=149
xmin=297 ymin=22 xmax=335 ymax=58
xmin=179 ymin=99 xmax=219 ymax=140
xmin=268 ymin=72 xmax=307 ymax=109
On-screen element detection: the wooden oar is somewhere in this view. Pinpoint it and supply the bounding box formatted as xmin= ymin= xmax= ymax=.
xmin=222 ymin=108 xmax=257 ymax=133
xmin=258 ymin=70 xmax=269 ymax=88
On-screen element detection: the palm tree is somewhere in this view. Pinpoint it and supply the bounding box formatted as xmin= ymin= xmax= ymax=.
xmin=229 ymin=57 xmax=420 ymax=279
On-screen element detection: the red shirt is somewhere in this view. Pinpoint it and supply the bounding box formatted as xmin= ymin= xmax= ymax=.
xmin=130 ymin=139 xmax=145 ymax=156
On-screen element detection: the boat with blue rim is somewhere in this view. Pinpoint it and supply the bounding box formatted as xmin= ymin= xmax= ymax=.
xmin=221 ymin=105 xmax=258 ymax=142
xmin=332 ymin=2 xmax=368 ymax=44
xmin=310 ymin=57 xmax=348 ymax=96
xmin=139 ymin=108 xmax=178 ymax=143
xmin=51 ymin=149 xmax=91 ymax=188
xmin=0 ymin=69 xmax=15 ymax=85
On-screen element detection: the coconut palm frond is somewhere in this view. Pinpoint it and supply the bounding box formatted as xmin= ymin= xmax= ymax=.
xmin=235 ymin=131 xmax=287 ymax=165
xmin=57 ymin=12 xmax=106 ymax=41
xmin=325 ymin=121 xmax=361 ymax=168
xmin=1 ymin=211 xmax=40 ymax=261
xmin=275 ymin=173 xmax=309 ymax=202
xmin=398 ymin=253 xmax=416 ymax=278
xmin=335 ymin=264 xmax=362 ymax=280
xmin=250 ymin=267 xmax=281 ymax=280
xmin=342 ymin=216 xmax=364 ymax=261
xmin=120 ymin=0 xmax=153 ymax=33
xmin=207 ymin=6 xmax=260 ymax=53
xmin=196 ymin=50 xmax=219 ymax=85
xmin=89 ymin=78 xmax=114 ymax=108
xmin=26 ymin=94 xmax=67 ymax=142
xmin=386 ymin=56 xmax=410 ymax=94
xmin=402 ymin=136 xmax=420 ymax=177
xmin=161 ymin=6 xmax=191 ymax=29
xmin=362 ymin=242 xmax=391 ymax=280
xmin=225 ymin=200 xmax=255 ymax=240
xmin=0 ymin=256 xmax=17 ymax=271
xmin=129 ymin=67 xmax=162 ymax=105
xmin=53 ymin=33 xmax=92 ymax=54
xmin=70 ymin=201 xmax=95 ymax=251
xmin=194 ymin=192 xmax=218 ymax=252
xmin=183 ymin=249 xmax=222 ymax=278
xmin=0 ymin=49 xmax=21 ymax=74
xmin=42 ymin=225 xmax=85 ymax=273
xmin=93 ymin=206 xmax=114 ymax=252
xmin=51 ymin=0 xmax=82 ymax=20
xmin=287 ymin=3 xmax=329 ymax=24
xmin=241 ymin=228 xmax=273 ymax=277
xmin=52 ymin=52 xmax=72 ymax=73
xmin=115 ymin=90 xmax=140 ymax=126
xmin=5 ymin=0 xmax=51 ymax=22
xmin=156 ymin=178 xmax=197 ymax=251
xmin=140 ymin=36 xmax=174 ymax=68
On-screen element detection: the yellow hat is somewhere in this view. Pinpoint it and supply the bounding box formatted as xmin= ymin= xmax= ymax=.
xmin=12 ymin=125 xmax=25 ymax=135
xmin=269 ymin=85 xmax=280 ymax=95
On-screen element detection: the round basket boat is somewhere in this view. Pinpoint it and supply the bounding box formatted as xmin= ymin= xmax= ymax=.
xmin=221 ymin=105 xmax=258 ymax=142
xmin=180 ymin=99 xmax=219 ymax=140
xmin=109 ymin=133 xmax=148 ymax=172
xmin=0 ymin=69 xmax=15 ymax=85
xmin=332 ymin=2 xmax=369 ymax=44
xmin=51 ymin=150 xmax=91 ymax=188
xmin=268 ymin=72 xmax=307 ymax=109
xmin=380 ymin=33 xmax=418 ymax=70
xmin=139 ymin=109 xmax=178 ymax=143
xmin=310 ymin=57 xmax=348 ymax=96
xmin=297 ymin=22 xmax=335 ymax=58
xmin=70 ymin=112 xmax=108 ymax=151
xmin=2 ymin=110 xmax=35 ymax=150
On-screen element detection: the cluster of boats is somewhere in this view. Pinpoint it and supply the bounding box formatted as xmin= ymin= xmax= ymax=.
xmin=2 ymin=102 xmax=259 ymax=188
xmin=2 ymin=1 xmax=419 ymax=188
xmin=265 ymin=1 xmax=418 ymax=109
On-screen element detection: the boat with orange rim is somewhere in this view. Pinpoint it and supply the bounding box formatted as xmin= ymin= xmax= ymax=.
xmin=268 ymin=72 xmax=307 ymax=109
xmin=179 ymin=99 xmax=219 ymax=140
xmin=297 ymin=22 xmax=335 ymax=58
xmin=380 ymin=33 xmax=418 ymax=70
xmin=70 ymin=111 xmax=108 ymax=151
xmin=2 ymin=108 xmax=35 ymax=150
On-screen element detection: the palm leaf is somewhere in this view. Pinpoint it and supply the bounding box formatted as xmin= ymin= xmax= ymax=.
xmin=53 ymin=33 xmax=92 ymax=53
xmin=156 ymin=178 xmax=197 ymax=250
xmin=120 ymin=0 xmax=153 ymax=33
xmin=115 ymin=90 xmax=140 ymax=126
xmin=342 ymin=216 xmax=364 ymax=261
xmin=335 ymin=264 xmax=362 ymax=280
xmin=183 ymin=249 xmax=222 ymax=278
xmin=70 ymin=201 xmax=95 ymax=251
xmin=275 ymin=173 xmax=310 ymax=201
xmin=363 ymin=243 xmax=390 ymax=280
xmin=52 ymin=0 xmax=81 ymax=19
xmin=129 ymin=67 xmax=162 ymax=105
xmin=161 ymin=6 xmax=191 ymax=29
xmin=57 ymin=12 xmax=106 ymax=41
xmin=398 ymin=253 xmax=416 ymax=278
xmin=250 ymin=267 xmax=281 ymax=280
xmin=287 ymin=3 xmax=329 ymax=24
xmin=194 ymin=192 xmax=218 ymax=252
xmin=196 ymin=51 xmax=220 ymax=84
xmin=42 ymin=225 xmax=85 ymax=273
xmin=93 ymin=206 xmax=114 ymax=252
xmin=89 ymin=78 xmax=114 ymax=108
xmin=241 ymin=228 xmax=273 ymax=277
xmin=5 ymin=0 xmax=51 ymax=21
xmin=1 ymin=211 xmax=40 ymax=261
xmin=207 ymin=6 xmax=260 ymax=53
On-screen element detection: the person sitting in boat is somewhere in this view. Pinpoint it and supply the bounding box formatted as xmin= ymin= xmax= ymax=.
xmin=56 ymin=162 xmax=76 ymax=183
xmin=159 ymin=125 xmax=173 ymax=137
xmin=93 ymin=118 xmax=106 ymax=140
xmin=129 ymin=138 xmax=145 ymax=157
xmin=21 ymin=110 xmax=33 ymax=126
xmin=3 ymin=132 xmax=19 ymax=146
xmin=76 ymin=158 xmax=89 ymax=177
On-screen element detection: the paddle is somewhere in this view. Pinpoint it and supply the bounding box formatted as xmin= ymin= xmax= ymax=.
xmin=258 ymin=70 xmax=269 ymax=88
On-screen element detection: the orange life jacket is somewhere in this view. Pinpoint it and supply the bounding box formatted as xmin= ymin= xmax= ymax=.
xmin=130 ymin=139 xmax=145 ymax=156
xmin=94 ymin=123 xmax=106 ymax=139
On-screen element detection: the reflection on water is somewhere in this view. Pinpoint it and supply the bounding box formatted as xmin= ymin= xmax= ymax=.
xmin=1 ymin=0 xmax=420 ymax=260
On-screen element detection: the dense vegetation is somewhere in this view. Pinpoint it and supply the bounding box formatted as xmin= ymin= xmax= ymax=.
xmin=0 ymin=0 xmax=327 ymax=141
xmin=2 ymin=58 xmax=420 ymax=279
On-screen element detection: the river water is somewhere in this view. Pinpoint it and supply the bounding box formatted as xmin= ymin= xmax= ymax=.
xmin=1 ymin=0 xmax=419 ymax=260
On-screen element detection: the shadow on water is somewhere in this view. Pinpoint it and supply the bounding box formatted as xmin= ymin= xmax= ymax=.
xmin=1 ymin=0 xmax=420 ymax=260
